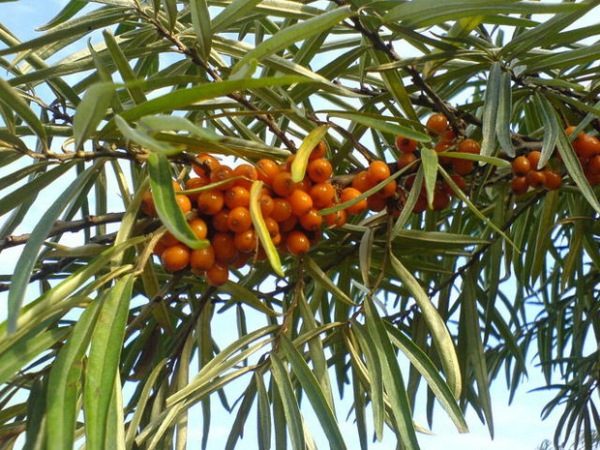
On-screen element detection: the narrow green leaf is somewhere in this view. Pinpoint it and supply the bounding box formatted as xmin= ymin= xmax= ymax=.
xmin=495 ymin=71 xmax=514 ymax=157
xmin=358 ymin=228 xmax=374 ymax=288
xmin=421 ymin=147 xmax=438 ymax=209
xmin=280 ymin=336 xmax=347 ymax=449
xmin=116 ymin=115 xmax=182 ymax=155
xmin=327 ymin=111 xmax=430 ymax=142
xmin=73 ymin=82 xmax=114 ymax=150
xmin=147 ymin=152 xmax=208 ymax=249
xmin=0 ymin=78 xmax=47 ymax=145
xmin=290 ymin=125 xmax=328 ymax=182
xmin=190 ymin=0 xmax=212 ymax=59
xmin=7 ymin=161 xmax=102 ymax=333
xmin=434 ymin=151 xmax=511 ymax=168
xmin=270 ymin=355 xmax=305 ymax=450
xmin=532 ymin=94 xmax=558 ymax=169
xmin=304 ymin=256 xmax=355 ymax=306
xmin=103 ymin=31 xmax=147 ymax=105
xmin=250 ymin=180 xmax=284 ymax=277
xmin=392 ymin=167 xmax=423 ymax=236
xmin=233 ymin=7 xmax=354 ymax=74
xmin=84 ymin=274 xmax=135 ymax=450
xmin=37 ymin=0 xmax=87 ymax=31
xmin=138 ymin=115 xmax=222 ymax=141
xmin=47 ymin=301 xmax=101 ymax=450
xmin=389 ymin=253 xmax=462 ymax=398
xmin=480 ymin=62 xmax=502 ymax=157
xmin=255 ymin=373 xmax=271 ymax=450
xmin=212 ymin=0 xmax=262 ymax=32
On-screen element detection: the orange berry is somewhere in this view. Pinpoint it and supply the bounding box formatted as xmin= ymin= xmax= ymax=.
xmin=573 ymin=134 xmax=600 ymax=159
xmin=271 ymin=233 xmax=282 ymax=246
xmin=299 ymin=209 xmax=323 ymax=231
xmin=141 ymin=191 xmax=156 ymax=216
xmin=565 ymin=125 xmax=580 ymax=137
xmin=432 ymin=191 xmax=450 ymax=210
xmin=457 ymin=139 xmax=480 ymax=154
xmin=224 ymin=186 xmax=250 ymax=209
xmin=193 ymin=153 xmax=220 ymax=177
xmin=233 ymin=164 xmax=258 ymax=189
xmin=212 ymin=209 xmax=230 ymax=232
xmin=280 ymin=215 xmax=298 ymax=232
xmin=286 ymin=230 xmax=311 ymax=256
xmin=340 ymin=187 xmax=367 ymax=215
xmin=282 ymin=154 xmax=295 ymax=171
xmin=397 ymin=152 xmax=418 ymax=171
xmin=512 ymin=156 xmax=531 ymax=176
xmin=310 ymin=141 xmax=328 ymax=161
xmin=307 ymin=158 xmax=333 ymax=183
xmin=352 ymin=171 xmax=375 ymax=193
xmin=212 ymin=232 xmax=238 ymax=264
xmin=161 ymin=244 xmax=190 ymax=272
xmin=176 ymin=194 xmax=192 ymax=214
xmin=452 ymin=159 xmax=475 ymax=176
xmin=206 ymin=263 xmax=229 ymax=286
xmin=543 ymin=170 xmax=562 ymax=190
xmin=367 ymin=194 xmax=387 ymax=212
xmin=197 ymin=190 xmax=224 ymax=215
xmin=256 ymin=159 xmax=281 ymax=185
xmin=188 ymin=218 xmax=208 ymax=239
xmin=210 ymin=165 xmax=235 ymax=190
xmin=325 ymin=209 xmax=347 ymax=228
xmin=152 ymin=240 xmax=167 ymax=257
xmin=589 ymin=155 xmax=600 ymax=175
xmin=271 ymin=198 xmax=293 ymax=222
xmin=426 ymin=113 xmax=449 ymax=135
xmin=511 ymin=176 xmax=528 ymax=195
xmin=395 ymin=136 xmax=418 ymax=153
xmin=297 ymin=177 xmax=312 ymax=192
xmin=272 ymin=171 xmax=298 ymax=197
xmin=366 ymin=160 xmax=391 ymax=184
xmin=527 ymin=150 xmax=543 ymax=170
xmin=378 ymin=180 xmax=397 ymax=198
xmin=185 ymin=175 xmax=210 ymax=191
xmin=159 ymin=231 xmax=179 ymax=247
xmin=190 ymin=245 xmax=215 ymax=272
xmin=227 ymin=206 xmax=252 ymax=233
xmin=264 ymin=217 xmax=280 ymax=238
xmin=288 ymin=189 xmax=314 ymax=217
xmin=234 ymin=229 xmax=258 ymax=253
xmin=309 ymin=182 xmax=336 ymax=209
xmin=440 ymin=129 xmax=457 ymax=143
xmin=259 ymin=193 xmax=275 ymax=217
xmin=526 ymin=170 xmax=546 ymax=188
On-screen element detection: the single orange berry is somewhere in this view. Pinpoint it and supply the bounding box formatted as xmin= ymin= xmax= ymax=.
xmin=527 ymin=150 xmax=543 ymax=170
xmin=188 ymin=218 xmax=208 ymax=239
xmin=256 ymin=159 xmax=281 ymax=185
xmin=227 ymin=206 xmax=252 ymax=233
xmin=190 ymin=245 xmax=215 ymax=272
xmin=264 ymin=217 xmax=280 ymax=238
xmin=366 ymin=160 xmax=391 ymax=185
xmin=573 ymin=134 xmax=600 ymax=159
xmin=272 ymin=171 xmax=298 ymax=197
xmin=325 ymin=209 xmax=347 ymax=228
xmin=377 ymin=180 xmax=397 ymax=199
xmin=340 ymin=187 xmax=367 ymax=215
xmin=310 ymin=141 xmax=328 ymax=160
xmin=193 ymin=153 xmax=220 ymax=177
xmin=141 ymin=191 xmax=156 ymax=216
xmin=309 ymin=182 xmax=336 ymax=209
xmin=233 ymin=164 xmax=258 ymax=189
xmin=512 ymin=156 xmax=531 ymax=176
xmin=352 ymin=171 xmax=375 ymax=193
xmin=452 ymin=159 xmax=475 ymax=176
xmin=511 ymin=176 xmax=528 ymax=195
xmin=206 ymin=263 xmax=229 ymax=286
xmin=212 ymin=209 xmax=230 ymax=232
xmin=212 ymin=232 xmax=238 ymax=264
xmin=426 ymin=113 xmax=449 ymax=135
xmin=259 ymin=193 xmax=275 ymax=217
xmin=159 ymin=231 xmax=179 ymax=247
xmin=589 ymin=154 xmax=600 ymax=175
xmin=185 ymin=175 xmax=210 ymax=191
xmin=543 ymin=170 xmax=562 ymax=190
xmin=279 ymin=215 xmax=298 ymax=232
xmin=271 ymin=198 xmax=293 ymax=222
xmin=307 ymin=158 xmax=333 ymax=183
xmin=395 ymin=136 xmax=418 ymax=153
xmin=367 ymin=195 xmax=387 ymax=212
xmin=432 ymin=191 xmax=450 ymax=210
xmin=161 ymin=244 xmax=191 ymax=272
xmin=458 ymin=139 xmax=480 ymax=154
xmin=439 ymin=129 xmax=457 ymax=143
xmin=224 ymin=185 xmax=250 ymax=209
xmin=197 ymin=190 xmax=224 ymax=215
xmin=397 ymin=152 xmax=418 ymax=171
xmin=299 ymin=209 xmax=323 ymax=231
xmin=286 ymin=230 xmax=311 ymax=256
xmin=176 ymin=194 xmax=192 ymax=214
xmin=152 ymin=240 xmax=167 ymax=257
xmin=210 ymin=165 xmax=235 ymax=190
xmin=288 ymin=189 xmax=314 ymax=217
xmin=234 ymin=229 xmax=258 ymax=253
xmin=526 ymin=170 xmax=546 ymax=188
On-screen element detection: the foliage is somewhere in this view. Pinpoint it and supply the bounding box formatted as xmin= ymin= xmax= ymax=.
xmin=0 ymin=0 xmax=599 ymax=449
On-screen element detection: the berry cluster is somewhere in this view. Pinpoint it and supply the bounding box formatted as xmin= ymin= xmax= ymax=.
xmin=566 ymin=126 xmax=600 ymax=186
xmin=141 ymin=143 xmax=367 ymax=285
xmin=510 ymin=150 xmax=562 ymax=194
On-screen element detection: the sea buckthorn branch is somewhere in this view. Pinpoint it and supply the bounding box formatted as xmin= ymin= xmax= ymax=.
xmin=136 ymin=6 xmax=297 ymax=152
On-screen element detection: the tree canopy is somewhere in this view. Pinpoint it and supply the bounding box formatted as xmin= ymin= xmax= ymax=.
xmin=0 ymin=1 xmax=599 ymax=449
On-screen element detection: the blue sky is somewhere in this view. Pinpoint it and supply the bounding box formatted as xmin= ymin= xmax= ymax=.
xmin=0 ymin=1 xmax=574 ymax=449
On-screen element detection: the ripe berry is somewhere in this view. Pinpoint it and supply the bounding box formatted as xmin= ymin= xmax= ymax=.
xmin=589 ymin=155 xmax=600 ymax=175
xmin=340 ymin=187 xmax=367 ymax=215
xmin=256 ymin=159 xmax=281 ymax=185
xmin=259 ymin=193 xmax=275 ymax=217
xmin=224 ymin=186 xmax=250 ymax=209
xmin=212 ymin=209 xmax=230 ymax=232
xmin=366 ymin=160 xmax=391 ymax=184
xmin=272 ymin=171 xmax=298 ymax=197
xmin=271 ymin=198 xmax=293 ymax=222
xmin=299 ymin=209 xmax=323 ymax=231
xmin=227 ymin=206 xmax=252 ymax=233
xmin=210 ymin=166 xmax=235 ymax=190
xmin=397 ymin=152 xmax=418 ymax=171
xmin=367 ymin=195 xmax=386 ymax=212
xmin=307 ymin=158 xmax=333 ymax=183
xmin=176 ymin=195 xmax=192 ymax=214
xmin=458 ymin=139 xmax=480 ymax=154
xmin=395 ymin=136 xmax=418 ymax=153
xmin=426 ymin=113 xmax=449 ymax=135
xmin=233 ymin=164 xmax=258 ymax=189
xmin=234 ymin=229 xmax=258 ymax=253
xmin=432 ymin=191 xmax=450 ymax=210
xmin=141 ymin=191 xmax=156 ymax=216
xmin=159 ymin=231 xmax=179 ymax=247
xmin=378 ymin=180 xmax=397 ymax=198
xmin=512 ymin=156 xmax=531 ymax=176
xmin=197 ymin=190 xmax=224 ymax=215
xmin=452 ymin=159 xmax=474 ymax=176
xmin=206 ymin=263 xmax=229 ymax=286
xmin=526 ymin=170 xmax=546 ymax=188
xmin=212 ymin=232 xmax=238 ymax=263
xmin=185 ymin=175 xmax=209 ymax=191
xmin=193 ymin=153 xmax=220 ymax=177
xmin=325 ymin=209 xmax=347 ymax=228
xmin=310 ymin=141 xmax=328 ymax=160
xmin=161 ymin=244 xmax=191 ymax=272
xmin=289 ymin=189 xmax=314 ymax=217
xmin=280 ymin=215 xmax=298 ymax=232
xmin=527 ymin=150 xmax=543 ymax=170
xmin=511 ymin=176 xmax=528 ymax=195
xmin=286 ymin=230 xmax=311 ymax=255
xmin=543 ymin=170 xmax=562 ymax=190
xmin=190 ymin=246 xmax=215 ymax=272
xmin=352 ymin=171 xmax=375 ymax=192
xmin=573 ymin=134 xmax=600 ymax=159
xmin=309 ymin=183 xmax=335 ymax=209
xmin=188 ymin=218 xmax=208 ymax=239
xmin=264 ymin=217 xmax=280 ymax=238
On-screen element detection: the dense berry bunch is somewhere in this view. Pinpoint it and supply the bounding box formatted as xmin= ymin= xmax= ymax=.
xmin=510 ymin=150 xmax=562 ymax=194
xmin=141 ymin=143 xmax=368 ymax=285
xmin=566 ymin=126 xmax=600 ymax=186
